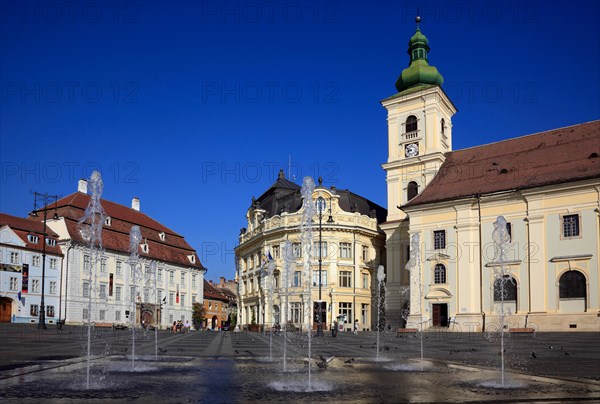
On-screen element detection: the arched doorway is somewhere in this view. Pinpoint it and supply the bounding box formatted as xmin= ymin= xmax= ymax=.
xmin=559 ymin=270 xmax=586 ymax=313
xmin=0 ymin=297 xmax=13 ymax=323
xmin=211 ymin=315 xmax=218 ymax=330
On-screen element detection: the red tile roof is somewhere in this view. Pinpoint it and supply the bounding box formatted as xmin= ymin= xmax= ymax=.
xmin=0 ymin=213 xmax=63 ymax=256
xmin=29 ymin=192 xmax=205 ymax=270
xmin=403 ymin=120 xmax=600 ymax=208
xmin=203 ymin=280 xmax=230 ymax=302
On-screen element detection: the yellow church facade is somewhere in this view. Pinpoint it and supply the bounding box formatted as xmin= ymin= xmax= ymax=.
xmin=382 ymin=17 xmax=600 ymax=332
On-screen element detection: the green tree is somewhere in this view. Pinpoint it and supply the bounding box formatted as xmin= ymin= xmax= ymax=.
xmin=192 ymin=302 xmax=205 ymax=330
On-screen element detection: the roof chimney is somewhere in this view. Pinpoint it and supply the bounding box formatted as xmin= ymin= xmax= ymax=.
xmin=78 ymin=179 xmax=88 ymax=194
xmin=220 ymin=276 xmax=226 ymax=286
xmin=132 ymin=197 xmax=140 ymax=211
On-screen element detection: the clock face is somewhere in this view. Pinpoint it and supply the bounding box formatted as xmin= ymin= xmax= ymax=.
xmin=405 ymin=143 xmax=419 ymax=157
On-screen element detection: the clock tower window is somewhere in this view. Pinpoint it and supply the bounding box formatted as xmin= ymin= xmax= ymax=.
xmin=405 ymin=115 xmax=418 ymax=133
xmin=407 ymin=181 xmax=419 ymax=201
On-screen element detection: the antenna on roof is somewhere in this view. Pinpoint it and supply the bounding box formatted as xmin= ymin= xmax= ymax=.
xmin=288 ymin=154 xmax=296 ymax=182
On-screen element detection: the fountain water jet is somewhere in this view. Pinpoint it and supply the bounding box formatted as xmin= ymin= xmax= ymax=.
xmin=405 ymin=233 xmax=424 ymax=367
xmin=376 ymin=265 xmax=385 ymax=361
xmin=300 ymin=176 xmax=316 ymax=390
xmin=281 ymin=241 xmax=293 ymax=372
xmin=128 ymin=225 xmax=142 ymax=368
xmin=492 ymin=216 xmax=511 ymax=387
xmin=77 ymin=170 xmax=106 ymax=389
xmin=266 ymin=257 xmax=276 ymax=362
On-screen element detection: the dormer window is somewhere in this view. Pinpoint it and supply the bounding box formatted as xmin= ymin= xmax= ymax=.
xmin=188 ymin=255 xmax=196 ymax=264
xmin=27 ymin=234 xmax=39 ymax=243
xmin=405 ymin=115 xmax=418 ymax=133
xmin=141 ymin=243 xmax=149 ymax=253
xmin=159 ymin=232 xmax=166 ymax=241
xmin=104 ymin=217 xmax=112 ymax=226
xmin=46 ymin=238 xmax=56 ymax=247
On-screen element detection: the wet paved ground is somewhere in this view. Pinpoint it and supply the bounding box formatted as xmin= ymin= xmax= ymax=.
xmin=0 ymin=324 xmax=599 ymax=403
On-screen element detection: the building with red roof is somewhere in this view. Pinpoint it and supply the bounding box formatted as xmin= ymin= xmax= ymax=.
xmin=381 ymin=17 xmax=600 ymax=332
xmin=0 ymin=213 xmax=63 ymax=324
xmin=29 ymin=178 xmax=206 ymax=328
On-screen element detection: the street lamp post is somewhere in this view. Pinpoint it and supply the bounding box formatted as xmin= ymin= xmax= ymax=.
xmin=30 ymin=192 xmax=60 ymax=330
xmin=315 ymin=189 xmax=334 ymax=337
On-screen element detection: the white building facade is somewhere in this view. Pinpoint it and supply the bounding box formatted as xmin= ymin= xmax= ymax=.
xmin=34 ymin=179 xmax=206 ymax=328
xmin=0 ymin=213 xmax=63 ymax=324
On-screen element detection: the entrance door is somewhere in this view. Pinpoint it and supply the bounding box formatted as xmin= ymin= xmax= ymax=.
xmin=432 ymin=304 xmax=448 ymax=327
xmin=0 ymin=298 xmax=12 ymax=323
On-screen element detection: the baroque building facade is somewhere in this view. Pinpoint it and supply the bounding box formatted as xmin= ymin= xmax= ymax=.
xmin=31 ymin=179 xmax=206 ymax=328
xmin=236 ymin=170 xmax=386 ymax=331
xmin=382 ymin=17 xmax=600 ymax=331
xmin=0 ymin=213 xmax=63 ymax=324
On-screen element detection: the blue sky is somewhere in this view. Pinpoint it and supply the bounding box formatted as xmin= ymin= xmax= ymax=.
xmin=1 ymin=0 xmax=599 ymax=282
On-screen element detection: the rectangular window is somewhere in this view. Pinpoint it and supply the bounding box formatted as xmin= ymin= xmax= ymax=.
xmin=339 ymin=271 xmax=352 ymax=288
xmin=83 ymin=282 xmax=90 ymax=298
xmin=433 ymin=230 xmax=446 ymax=250
xmin=340 ymin=242 xmax=352 ymax=259
xmin=169 ymin=292 xmax=174 ymax=306
xmin=10 ymin=252 xmax=19 ymax=264
xmin=362 ymin=246 xmax=369 ymax=262
xmin=99 ymin=284 xmax=107 ymax=299
xmin=293 ymin=271 xmax=301 ymax=287
xmin=83 ymin=308 xmax=89 ymax=320
xmin=100 ymin=258 xmax=107 ymax=273
xmin=312 ymin=270 xmax=327 ymax=287
xmin=181 ymin=293 xmax=186 ymax=307
xmin=32 ymin=255 xmax=40 ymax=267
xmin=169 ymin=271 xmax=174 ymax=284
xmin=31 ymin=279 xmax=40 ymax=293
xmin=50 ymin=258 xmax=57 ymax=269
xmin=192 ymin=294 xmax=197 ymax=304
xmin=83 ymin=255 xmax=91 ymax=271
xmin=272 ymin=245 xmax=280 ymax=258
xmin=30 ymin=304 xmax=39 ymax=317
xmin=338 ymin=302 xmax=352 ymax=324
xmin=143 ymin=288 xmax=149 ymax=302
xmin=115 ymin=311 xmax=121 ymax=321
xmin=169 ymin=314 xmax=173 ymax=323
xmin=562 ymin=214 xmax=580 ymax=238
xmin=47 ymin=305 xmax=55 ymax=317
xmin=181 ymin=273 xmax=186 ymax=287
xmin=292 ymin=243 xmax=302 ymax=258
xmin=116 ymin=261 xmax=122 ymax=276
xmin=130 ymin=286 xmax=135 ymax=302
xmin=313 ymin=242 xmax=327 ymax=258
xmin=290 ymin=302 xmax=302 ymax=323
xmin=115 ymin=286 xmax=122 ymax=301
xmin=49 ymin=281 xmax=57 ymax=295
xmin=157 ymin=268 xmax=163 ymax=282
xmin=9 ymin=277 xmax=18 ymax=291
xmin=362 ymin=273 xmax=369 ymax=290
xmin=192 ymin=275 xmax=196 ymax=288
xmin=361 ymin=303 xmax=368 ymax=325
xmin=157 ymin=289 xmax=163 ymax=303
xmin=99 ymin=310 xmax=106 ymax=321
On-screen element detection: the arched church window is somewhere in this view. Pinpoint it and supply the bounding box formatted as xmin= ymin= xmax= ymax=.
xmin=407 ymin=181 xmax=419 ymax=201
xmin=406 ymin=115 xmax=417 ymax=133
xmin=559 ymin=271 xmax=586 ymax=299
xmin=494 ymin=275 xmax=517 ymax=301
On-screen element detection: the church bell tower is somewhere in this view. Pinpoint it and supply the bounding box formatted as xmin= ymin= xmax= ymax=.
xmin=381 ymin=16 xmax=457 ymax=327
